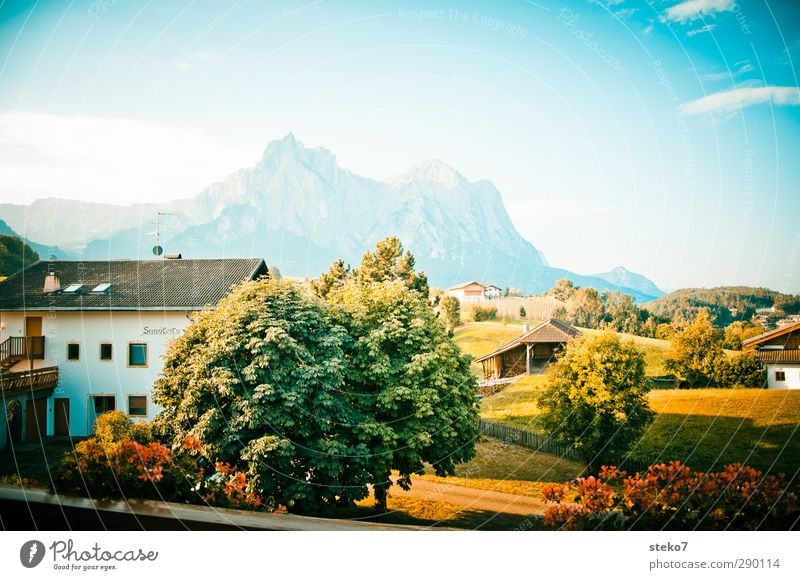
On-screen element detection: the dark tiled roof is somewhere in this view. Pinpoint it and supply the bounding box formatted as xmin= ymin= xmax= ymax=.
xmin=0 ymin=259 xmax=267 ymax=311
xmin=475 ymin=319 xmax=580 ymax=362
xmin=743 ymin=320 xmax=800 ymax=348
xmin=752 ymin=350 xmax=800 ymax=364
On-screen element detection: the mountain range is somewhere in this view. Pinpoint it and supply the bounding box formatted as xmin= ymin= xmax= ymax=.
xmin=0 ymin=133 xmax=663 ymax=301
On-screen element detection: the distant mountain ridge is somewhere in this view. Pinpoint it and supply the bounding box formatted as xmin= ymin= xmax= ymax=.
xmin=0 ymin=134 xmax=660 ymax=299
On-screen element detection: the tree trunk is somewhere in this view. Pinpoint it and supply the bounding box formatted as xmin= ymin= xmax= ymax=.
xmin=374 ymin=481 xmax=389 ymax=512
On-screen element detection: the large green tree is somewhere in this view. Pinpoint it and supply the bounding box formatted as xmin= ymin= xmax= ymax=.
xmin=353 ymin=236 xmax=429 ymax=295
xmin=155 ymin=240 xmax=478 ymax=514
xmin=664 ymin=308 xmax=725 ymax=388
xmin=153 ymin=278 xmax=367 ymax=513
xmin=539 ymin=331 xmax=653 ymax=473
xmin=327 ymin=277 xmax=479 ymax=509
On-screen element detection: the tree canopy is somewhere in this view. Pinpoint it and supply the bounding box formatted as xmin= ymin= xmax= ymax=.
xmin=0 ymin=235 xmax=39 ymax=277
xmin=155 ymin=238 xmax=478 ymax=514
xmin=538 ymin=331 xmax=653 ymax=473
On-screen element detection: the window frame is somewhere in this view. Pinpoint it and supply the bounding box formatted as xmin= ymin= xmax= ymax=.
xmin=127 ymin=342 xmax=148 ymax=368
xmin=91 ymin=395 xmax=116 ymax=415
xmin=775 ymin=370 xmax=786 ymax=382
xmin=99 ymin=342 xmax=113 ymax=362
xmin=127 ymin=394 xmax=148 ymax=418
xmin=66 ymin=342 xmax=80 ymax=361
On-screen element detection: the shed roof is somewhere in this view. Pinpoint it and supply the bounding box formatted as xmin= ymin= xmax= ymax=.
xmin=743 ymin=320 xmax=800 ymax=349
xmin=752 ymin=349 xmax=800 ymax=364
xmin=475 ymin=319 xmax=580 ymax=362
xmin=0 ymin=258 xmax=267 ymax=311
xmin=447 ymin=281 xmax=487 ymax=291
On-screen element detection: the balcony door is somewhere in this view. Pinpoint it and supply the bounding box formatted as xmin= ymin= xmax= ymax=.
xmin=25 ymin=316 xmax=43 ymax=361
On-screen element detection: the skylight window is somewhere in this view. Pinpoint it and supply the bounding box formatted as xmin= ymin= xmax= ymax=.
xmin=63 ymin=284 xmax=83 ymax=293
xmin=91 ymin=283 xmax=112 ymax=293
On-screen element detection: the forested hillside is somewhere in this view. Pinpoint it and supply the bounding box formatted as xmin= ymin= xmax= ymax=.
xmin=0 ymin=235 xmax=39 ymax=277
xmin=644 ymin=286 xmax=800 ymax=326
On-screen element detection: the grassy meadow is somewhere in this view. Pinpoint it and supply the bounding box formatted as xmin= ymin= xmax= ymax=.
xmin=454 ymin=321 xmax=800 ymax=478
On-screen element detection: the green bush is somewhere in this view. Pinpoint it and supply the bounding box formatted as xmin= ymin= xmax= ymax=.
xmin=93 ymin=410 xmax=133 ymax=448
xmin=472 ymin=304 xmax=497 ymax=321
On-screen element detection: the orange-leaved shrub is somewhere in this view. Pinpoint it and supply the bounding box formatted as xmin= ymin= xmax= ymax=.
xmin=542 ymin=461 xmax=797 ymax=530
xmin=53 ymin=414 xmax=273 ymax=511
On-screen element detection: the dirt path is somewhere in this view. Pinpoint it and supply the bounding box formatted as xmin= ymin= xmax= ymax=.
xmin=389 ymin=476 xmax=547 ymax=516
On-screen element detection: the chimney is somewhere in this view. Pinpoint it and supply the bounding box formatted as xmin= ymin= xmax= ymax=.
xmin=44 ymin=272 xmax=61 ymax=293
xmin=164 ymin=252 xmax=182 ymax=260
xmin=522 ymin=323 xmax=530 ymax=334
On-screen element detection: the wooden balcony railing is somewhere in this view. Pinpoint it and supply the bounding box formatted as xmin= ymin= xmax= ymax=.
xmin=0 ymin=336 xmax=46 ymax=367
xmin=0 ymin=366 xmax=59 ymax=393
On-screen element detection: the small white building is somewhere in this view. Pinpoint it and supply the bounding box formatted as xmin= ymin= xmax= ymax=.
xmin=0 ymin=257 xmax=267 ymax=448
xmin=485 ymin=284 xmax=502 ymax=300
xmin=447 ymin=281 xmax=500 ymax=302
xmin=744 ymin=320 xmax=800 ymax=390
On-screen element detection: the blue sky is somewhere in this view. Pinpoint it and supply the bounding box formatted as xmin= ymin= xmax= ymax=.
xmin=0 ymin=0 xmax=799 ymax=292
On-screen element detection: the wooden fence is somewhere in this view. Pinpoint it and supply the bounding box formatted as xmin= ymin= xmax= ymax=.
xmin=482 ymin=296 xmax=564 ymax=321
xmin=479 ymin=419 xmax=651 ymax=474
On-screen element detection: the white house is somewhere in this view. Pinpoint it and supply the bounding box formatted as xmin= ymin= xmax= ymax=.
xmin=447 ymin=281 xmax=501 ymax=302
xmin=743 ymin=319 xmax=800 ymax=390
xmin=0 ymin=257 xmax=267 ymax=448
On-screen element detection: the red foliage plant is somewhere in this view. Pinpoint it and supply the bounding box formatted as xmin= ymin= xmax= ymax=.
xmin=542 ymin=461 xmax=798 ymax=530
xmin=54 ymin=429 xmax=272 ymax=511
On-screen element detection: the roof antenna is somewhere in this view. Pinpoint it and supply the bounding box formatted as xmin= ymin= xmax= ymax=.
xmin=149 ymin=212 xmax=175 ymax=258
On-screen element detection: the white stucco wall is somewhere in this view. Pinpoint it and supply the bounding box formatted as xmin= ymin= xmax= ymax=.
xmin=1 ymin=309 xmax=191 ymax=436
xmin=766 ymin=363 xmax=800 ymax=389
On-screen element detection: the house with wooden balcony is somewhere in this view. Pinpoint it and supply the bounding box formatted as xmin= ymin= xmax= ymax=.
xmin=743 ymin=319 xmax=800 ymax=389
xmin=0 ymin=257 xmax=267 ymax=449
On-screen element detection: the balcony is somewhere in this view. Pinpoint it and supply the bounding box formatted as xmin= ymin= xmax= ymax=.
xmin=0 ymin=336 xmax=45 ymax=369
xmin=0 ymin=366 xmax=59 ymax=397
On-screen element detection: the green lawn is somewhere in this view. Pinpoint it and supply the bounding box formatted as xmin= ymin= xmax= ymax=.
xmin=418 ymin=436 xmax=583 ymax=497
xmin=629 ymin=389 xmax=800 ymax=475
xmin=480 ymin=375 xmax=550 ymax=432
xmin=478 ymin=381 xmax=800 ymax=477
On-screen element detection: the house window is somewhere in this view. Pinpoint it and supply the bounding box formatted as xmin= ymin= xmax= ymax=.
xmin=99 ymin=343 xmax=113 ymax=361
xmin=775 ymin=371 xmax=786 ymax=382
xmin=128 ymin=395 xmax=147 ymax=418
xmin=92 ymin=395 xmax=115 ymax=415
xmin=67 ymin=343 xmax=80 ymax=361
xmin=128 ymin=343 xmax=148 ymax=367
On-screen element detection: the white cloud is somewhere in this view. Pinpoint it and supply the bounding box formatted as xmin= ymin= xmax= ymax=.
xmin=686 ymin=23 xmax=716 ymax=36
xmin=663 ymin=0 xmax=734 ymax=24
xmin=0 ymin=111 xmax=257 ymax=204
xmin=699 ymin=61 xmax=753 ymax=82
xmin=681 ymin=86 xmax=800 ymax=116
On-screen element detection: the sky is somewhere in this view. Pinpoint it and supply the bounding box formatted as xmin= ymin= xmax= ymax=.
xmin=0 ymin=0 xmax=799 ymax=292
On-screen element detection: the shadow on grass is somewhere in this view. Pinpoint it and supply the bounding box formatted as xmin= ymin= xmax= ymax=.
xmin=628 ymin=413 xmax=800 ymax=477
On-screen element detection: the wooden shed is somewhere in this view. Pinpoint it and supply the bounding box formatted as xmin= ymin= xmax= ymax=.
xmin=474 ymin=319 xmax=580 ymax=380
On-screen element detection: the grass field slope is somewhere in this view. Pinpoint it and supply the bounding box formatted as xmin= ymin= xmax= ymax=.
xmin=455 ymin=321 xmax=800 ymax=479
